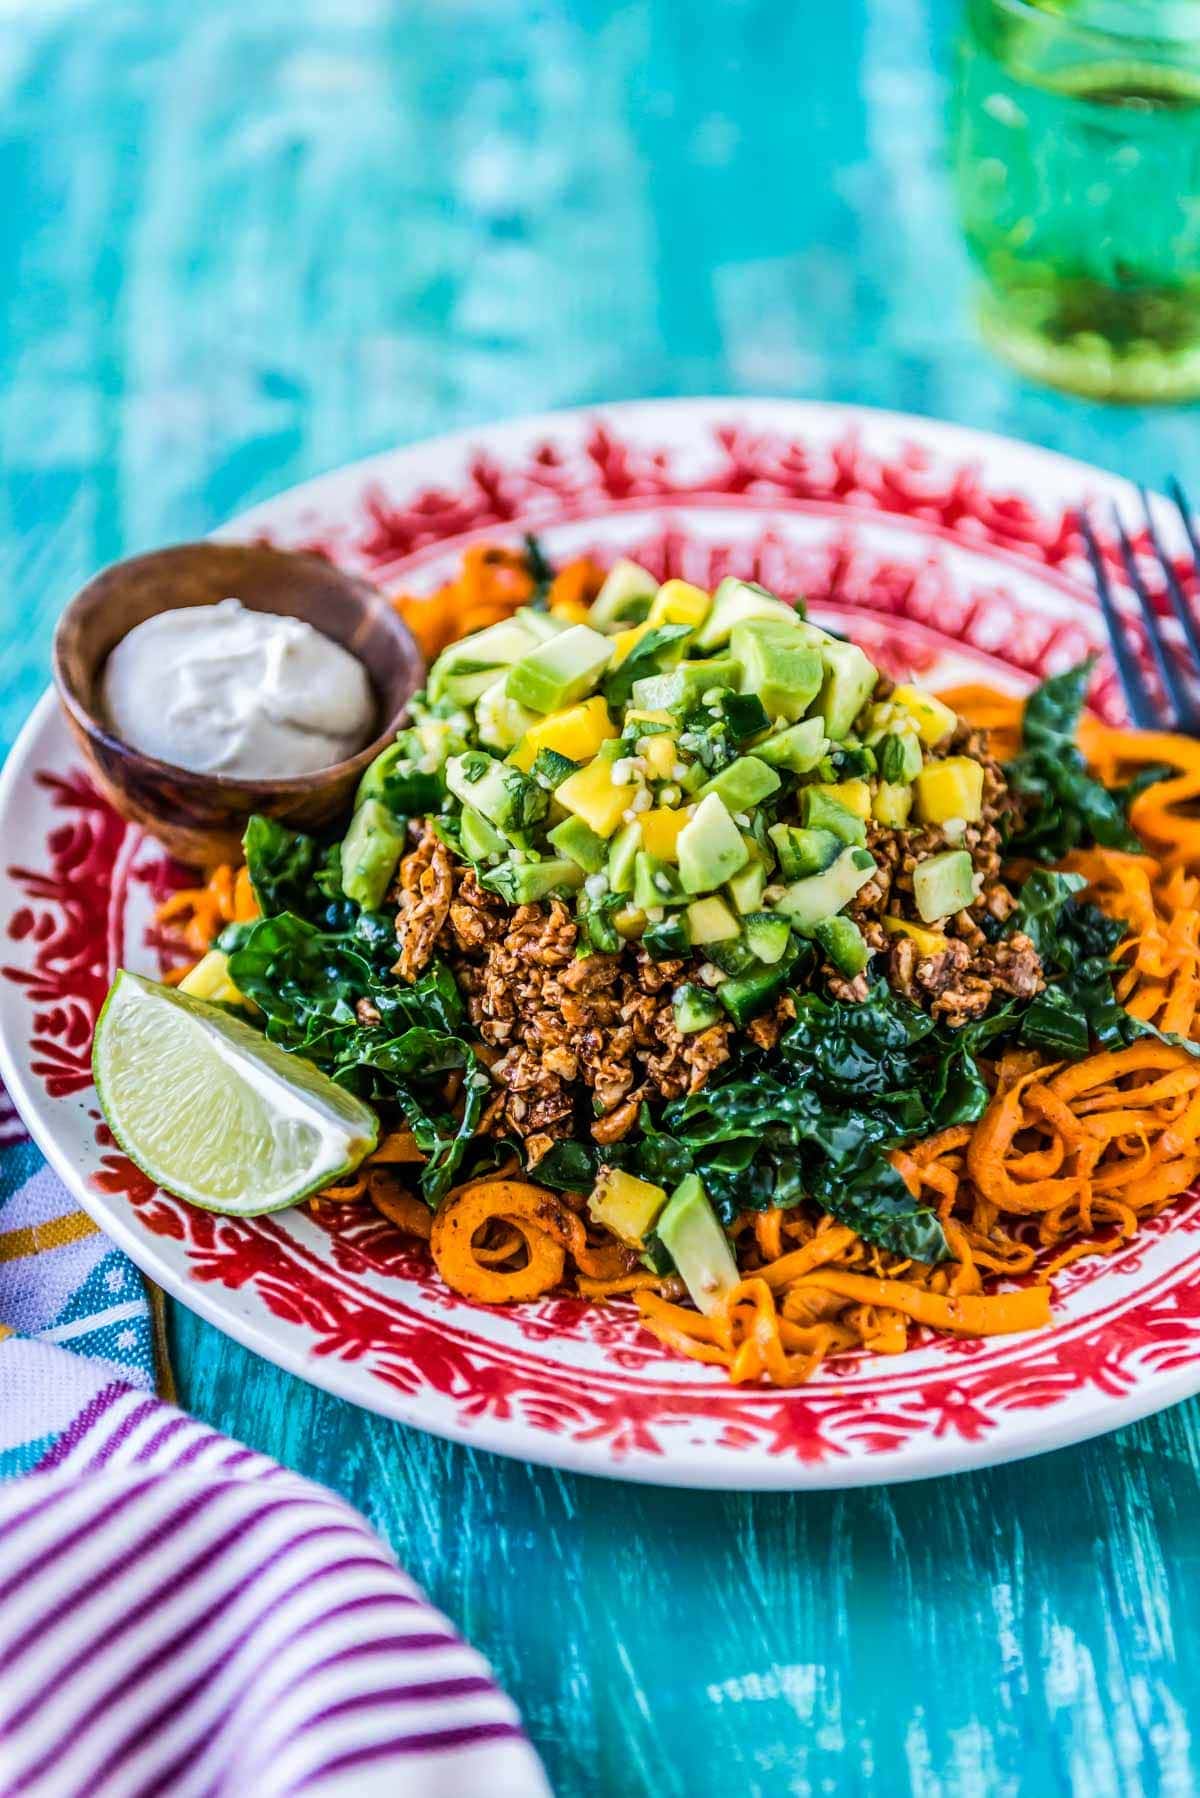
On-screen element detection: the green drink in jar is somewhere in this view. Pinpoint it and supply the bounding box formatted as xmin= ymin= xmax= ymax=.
xmin=953 ymin=0 xmax=1200 ymax=401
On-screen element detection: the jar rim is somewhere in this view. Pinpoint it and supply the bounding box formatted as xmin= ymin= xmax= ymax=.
xmin=980 ymin=0 xmax=1200 ymax=56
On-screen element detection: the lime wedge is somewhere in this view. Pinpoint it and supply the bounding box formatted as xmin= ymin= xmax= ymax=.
xmin=92 ymin=971 xmax=378 ymax=1216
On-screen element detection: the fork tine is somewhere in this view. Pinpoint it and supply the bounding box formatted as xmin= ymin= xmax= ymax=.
xmin=1111 ymin=506 xmax=1195 ymax=729
xmin=1169 ymin=475 xmax=1200 ymax=565
xmin=1141 ymin=482 xmax=1200 ymax=691
xmin=1078 ymin=510 xmax=1160 ymax=730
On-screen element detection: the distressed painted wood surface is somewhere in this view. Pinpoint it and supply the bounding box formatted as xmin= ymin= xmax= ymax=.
xmin=3 ymin=2 xmax=1200 ymax=1792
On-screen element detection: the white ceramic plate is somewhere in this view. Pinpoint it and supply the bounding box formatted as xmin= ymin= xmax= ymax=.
xmin=4 ymin=398 xmax=1198 ymax=1489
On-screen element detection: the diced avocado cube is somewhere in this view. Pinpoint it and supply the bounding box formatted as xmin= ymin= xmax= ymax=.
xmin=427 ymin=617 xmax=538 ymax=706
xmin=460 ymin=804 xmax=509 ymax=862
xmin=645 ymin=579 xmax=712 ymax=631
xmin=673 ymin=983 xmax=724 ymax=1035
xmin=506 ymin=624 xmax=612 ymax=714
xmin=872 ymin=781 xmax=913 ymax=828
xmin=756 ymin=716 xmax=827 ymax=774
xmin=514 ymin=605 xmax=571 ymax=642
xmin=891 ymin=683 xmax=958 ymax=747
xmin=587 ymin=1166 xmax=669 ymax=1247
xmin=727 ymin=858 xmax=767 ymax=915
xmin=731 ymin=620 xmax=823 ymax=723
xmin=340 ymin=799 xmax=404 ymax=911
xmin=743 ymin=911 xmax=792 ymax=965
xmin=606 ymin=819 xmax=643 ymax=894
xmin=813 ymin=915 xmax=872 ymax=978
xmin=548 ymin=814 xmax=608 ymax=873
xmin=654 ymin=1175 xmax=739 ymax=1315
xmin=677 ymin=793 xmax=751 ymax=895
xmin=476 ymin=675 xmax=540 ymax=752
xmin=634 ymin=852 xmax=683 ymax=913
xmin=589 ymin=558 xmax=659 ymax=629
xmin=717 ymin=963 xmax=790 ymax=1026
xmin=695 ymin=577 xmax=801 ymax=651
xmin=631 ymin=657 xmax=742 ymax=715
xmin=913 ymin=757 xmax=985 ymax=826
xmin=508 ymin=695 xmax=618 ymax=771
xmin=773 ymin=846 xmax=877 ymax=930
xmin=481 ymin=856 xmax=585 ymax=906
xmin=679 ymin=760 xmax=708 ymax=795
xmin=446 ymin=752 xmax=548 ymax=833
xmin=799 ymin=787 xmax=867 ymax=846
xmin=817 ymin=639 xmax=878 ymax=741
xmin=531 ymin=748 xmax=580 ymax=789
xmin=768 ymin=823 xmax=842 ymax=880
xmin=912 ymin=849 xmax=975 ymax=923
xmin=878 ymin=728 xmax=924 ymax=784
xmin=686 ymin=895 xmax=741 ymax=945
xmin=354 ymin=739 xmax=406 ymax=810
xmin=556 ymin=741 xmax=628 ymax=838
xmin=643 ymin=913 xmax=691 ymax=961
xmin=697 ymin=755 xmax=781 ymax=814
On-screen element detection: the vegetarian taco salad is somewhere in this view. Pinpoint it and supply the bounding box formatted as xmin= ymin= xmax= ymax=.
xmin=97 ymin=540 xmax=1200 ymax=1388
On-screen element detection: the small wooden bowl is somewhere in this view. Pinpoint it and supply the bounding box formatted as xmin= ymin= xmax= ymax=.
xmin=53 ymin=541 xmax=424 ymax=866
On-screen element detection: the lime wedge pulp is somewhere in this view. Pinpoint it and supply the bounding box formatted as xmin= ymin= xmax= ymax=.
xmin=92 ymin=971 xmax=379 ymax=1216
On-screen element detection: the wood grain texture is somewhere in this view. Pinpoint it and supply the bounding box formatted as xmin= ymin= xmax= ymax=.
xmin=4 ymin=0 xmax=1200 ymax=1792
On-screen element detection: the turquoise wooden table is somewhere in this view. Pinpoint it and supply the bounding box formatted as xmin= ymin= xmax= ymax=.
xmin=4 ymin=3 xmax=1200 ymax=1791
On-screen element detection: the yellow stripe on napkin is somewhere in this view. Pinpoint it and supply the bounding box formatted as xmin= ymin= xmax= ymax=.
xmin=0 ymin=1212 xmax=100 ymax=1261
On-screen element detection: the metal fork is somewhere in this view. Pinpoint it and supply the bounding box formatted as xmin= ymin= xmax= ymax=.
xmin=1079 ymin=481 xmax=1200 ymax=733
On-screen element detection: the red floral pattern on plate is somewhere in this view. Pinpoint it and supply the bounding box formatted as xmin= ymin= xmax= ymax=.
xmin=7 ymin=405 xmax=1200 ymax=1484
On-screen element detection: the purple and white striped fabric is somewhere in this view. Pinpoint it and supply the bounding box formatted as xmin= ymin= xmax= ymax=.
xmin=0 ymin=1345 xmax=550 ymax=1798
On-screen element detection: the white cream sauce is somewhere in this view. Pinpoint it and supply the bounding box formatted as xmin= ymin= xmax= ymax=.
xmin=102 ymin=598 xmax=374 ymax=778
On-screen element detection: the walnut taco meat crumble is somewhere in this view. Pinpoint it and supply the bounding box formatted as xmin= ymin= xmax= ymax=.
xmin=154 ymin=540 xmax=1200 ymax=1389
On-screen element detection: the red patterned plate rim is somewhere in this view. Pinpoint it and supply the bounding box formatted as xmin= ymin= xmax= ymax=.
xmin=2 ymin=397 xmax=1198 ymax=1489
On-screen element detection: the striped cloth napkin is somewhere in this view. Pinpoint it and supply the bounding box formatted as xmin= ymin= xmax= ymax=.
xmin=0 ymin=1086 xmax=550 ymax=1798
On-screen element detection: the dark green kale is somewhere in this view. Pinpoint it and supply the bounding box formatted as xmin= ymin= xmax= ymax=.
xmin=1004 ymin=662 xmax=1143 ymax=860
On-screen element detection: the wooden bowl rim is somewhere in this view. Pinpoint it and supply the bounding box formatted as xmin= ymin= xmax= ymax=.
xmin=51 ymin=541 xmax=424 ymax=795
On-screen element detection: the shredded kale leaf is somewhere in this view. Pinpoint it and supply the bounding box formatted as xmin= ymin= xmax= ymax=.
xmin=1004 ymin=662 xmax=1143 ymax=860
xmin=1007 ymin=869 xmax=1199 ymax=1061
xmin=229 ymin=820 xmax=490 ymax=1203
xmin=242 ymin=816 xmax=341 ymax=924
xmin=523 ymin=533 xmax=556 ymax=605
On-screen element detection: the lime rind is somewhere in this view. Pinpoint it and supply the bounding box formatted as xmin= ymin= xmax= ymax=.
xmin=92 ymin=971 xmax=379 ymax=1216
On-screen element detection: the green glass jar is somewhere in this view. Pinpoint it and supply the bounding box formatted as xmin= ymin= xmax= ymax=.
xmin=953 ymin=0 xmax=1200 ymax=401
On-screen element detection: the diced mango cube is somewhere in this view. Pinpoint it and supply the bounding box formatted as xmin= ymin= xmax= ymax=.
xmin=892 ymin=684 xmax=958 ymax=747
xmin=611 ymin=622 xmax=655 ymax=666
xmin=639 ymin=807 xmax=688 ymax=861
xmin=645 ymin=579 xmax=712 ymax=631
xmin=588 ymin=1167 xmax=668 ymax=1247
xmin=881 ymin=916 xmax=949 ymax=957
xmin=639 ymin=733 xmax=678 ymax=780
xmin=549 ymin=595 xmax=592 ymax=624
xmin=178 ymin=950 xmax=250 ymax=1009
xmin=509 ymin=695 xmax=617 ymax=771
xmin=557 ymin=753 xmax=630 ymax=838
xmin=913 ymin=756 xmax=984 ymax=825
xmin=625 ymin=708 xmax=672 ymax=728
xmin=872 ymin=781 xmax=913 ymax=827
xmin=817 ymin=778 xmax=872 ymax=820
